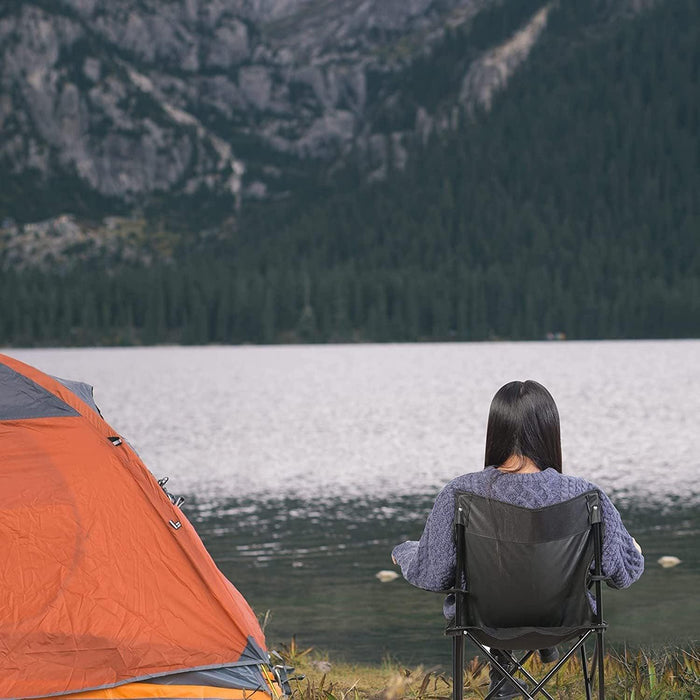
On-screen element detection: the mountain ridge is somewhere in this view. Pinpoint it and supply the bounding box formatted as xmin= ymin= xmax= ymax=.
xmin=1 ymin=0 xmax=579 ymax=230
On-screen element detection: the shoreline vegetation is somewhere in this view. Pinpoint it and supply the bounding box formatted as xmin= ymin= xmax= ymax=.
xmin=274 ymin=638 xmax=700 ymax=699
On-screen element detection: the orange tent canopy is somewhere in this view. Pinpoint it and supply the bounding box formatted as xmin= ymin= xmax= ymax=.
xmin=0 ymin=354 xmax=269 ymax=699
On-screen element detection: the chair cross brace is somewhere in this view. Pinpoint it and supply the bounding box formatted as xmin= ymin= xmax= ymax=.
xmin=452 ymin=627 xmax=605 ymax=700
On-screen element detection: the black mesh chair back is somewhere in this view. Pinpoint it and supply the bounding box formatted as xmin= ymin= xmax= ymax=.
xmin=448 ymin=489 xmax=607 ymax=700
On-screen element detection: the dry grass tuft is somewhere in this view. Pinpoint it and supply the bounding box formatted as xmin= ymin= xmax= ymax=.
xmin=275 ymin=642 xmax=700 ymax=700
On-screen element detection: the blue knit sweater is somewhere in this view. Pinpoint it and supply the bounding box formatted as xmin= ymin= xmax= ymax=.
xmin=392 ymin=467 xmax=644 ymax=617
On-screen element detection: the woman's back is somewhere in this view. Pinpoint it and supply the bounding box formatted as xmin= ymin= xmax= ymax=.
xmin=392 ymin=463 xmax=644 ymax=596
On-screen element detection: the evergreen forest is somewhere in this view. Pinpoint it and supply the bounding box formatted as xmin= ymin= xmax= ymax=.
xmin=2 ymin=0 xmax=699 ymax=346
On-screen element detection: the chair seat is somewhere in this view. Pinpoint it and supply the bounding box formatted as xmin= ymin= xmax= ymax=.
xmin=446 ymin=622 xmax=603 ymax=650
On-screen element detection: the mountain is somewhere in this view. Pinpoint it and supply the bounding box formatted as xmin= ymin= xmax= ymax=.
xmin=2 ymin=0 xmax=698 ymax=345
xmin=1 ymin=0 xmax=607 ymax=224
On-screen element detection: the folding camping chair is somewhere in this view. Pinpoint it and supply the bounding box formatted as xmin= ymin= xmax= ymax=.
xmin=447 ymin=490 xmax=608 ymax=700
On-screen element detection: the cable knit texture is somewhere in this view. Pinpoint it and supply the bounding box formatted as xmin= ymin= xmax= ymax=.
xmin=392 ymin=467 xmax=644 ymax=618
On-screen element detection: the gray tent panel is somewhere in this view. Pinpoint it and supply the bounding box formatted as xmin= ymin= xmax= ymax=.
xmin=52 ymin=376 xmax=102 ymax=416
xmin=146 ymin=664 xmax=268 ymax=691
xmin=0 ymin=363 xmax=78 ymax=420
xmin=144 ymin=637 xmax=270 ymax=690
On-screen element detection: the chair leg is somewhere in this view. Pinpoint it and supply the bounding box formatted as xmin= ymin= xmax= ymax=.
xmin=480 ymin=648 xmax=540 ymax=700
xmin=581 ymin=643 xmax=592 ymax=700
xmin=597 ymin=631 xmax=605 ymax=700
xmin=526 ymin=633 xmax=592 ymax=700
xmin=452 ymin=634 xmax=464 ymax=700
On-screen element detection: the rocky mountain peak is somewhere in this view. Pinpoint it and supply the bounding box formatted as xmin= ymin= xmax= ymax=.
xmin=1 ymin=0 xmax=639 ymax=230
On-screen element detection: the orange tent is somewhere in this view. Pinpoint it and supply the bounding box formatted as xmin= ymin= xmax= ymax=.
xmin=0 ymin=353 xmax=282 ymax=700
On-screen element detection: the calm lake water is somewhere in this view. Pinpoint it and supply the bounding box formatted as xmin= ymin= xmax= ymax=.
xmin=7 ymin=341 xmax=700 ymax=665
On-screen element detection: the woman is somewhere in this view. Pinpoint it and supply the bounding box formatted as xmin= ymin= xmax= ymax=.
xmin=392 ymin=380 xmax=644 ymax=699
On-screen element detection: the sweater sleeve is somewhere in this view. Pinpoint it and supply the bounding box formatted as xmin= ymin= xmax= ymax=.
xmin=391 ymin=483 xmax=456 ymax=592
xmin=599 ymin=489 xmax=645 ymax=588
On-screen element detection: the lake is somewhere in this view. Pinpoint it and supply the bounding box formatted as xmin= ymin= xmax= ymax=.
xmin=7 ymin=341 xmax=699 ymax=665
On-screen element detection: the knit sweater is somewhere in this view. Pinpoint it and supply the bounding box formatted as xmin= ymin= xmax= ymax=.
xmin=392 ymin=467 xmax=644 ymax=618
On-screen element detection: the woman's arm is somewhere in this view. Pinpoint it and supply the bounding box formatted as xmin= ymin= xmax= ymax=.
xmin=391 ymin=483 xmax=457 ymax=591
xmin=599 ymin=489 xmax=645 ymax=588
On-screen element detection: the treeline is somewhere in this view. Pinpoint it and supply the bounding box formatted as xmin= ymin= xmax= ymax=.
xmin=2 ymin=0 xmax=700 ymax=345
xmin=1 ymin=253 xmax=696 ymax=346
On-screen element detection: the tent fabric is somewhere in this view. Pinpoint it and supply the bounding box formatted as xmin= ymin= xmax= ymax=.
xmin=53 ymin=683 xmax=276 ymax=699
xmin=52 ymin=376 xmax=103 ymax=416
xmin=0 ymin=363 xmax=79 ymax=420
xmin=0 ymin=354 xmax=271 ymax=700
xmin=146 ymin=665 xmax=268 ymax=691
xmin=146 ymin=638 xmax=272 ymax=690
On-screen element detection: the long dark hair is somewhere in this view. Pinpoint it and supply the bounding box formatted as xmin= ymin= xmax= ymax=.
xmin=484 ymin=380 xmax=563 ymax=473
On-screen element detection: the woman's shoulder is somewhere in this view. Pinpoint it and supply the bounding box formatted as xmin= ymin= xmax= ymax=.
xmin=439 ymin=467 xmax=516 ymax=501
xmin=429 ymin=470 xmax=480 ymax=504
xmin=546 ymin=470 xmax=615 ymax=502
xmin=442 ymin=468 xmax=492 ymax=491
xmin=438 ymin=468 xmax=613 ymax=503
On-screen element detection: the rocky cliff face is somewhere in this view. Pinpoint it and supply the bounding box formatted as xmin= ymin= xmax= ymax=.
xmin=0 ymin=0 xmax=641 ymax=226
xmin=0 ymin=0 xmax=539 ymax=215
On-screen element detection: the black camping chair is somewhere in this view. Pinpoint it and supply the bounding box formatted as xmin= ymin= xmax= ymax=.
xmin=447 ymin=490 xmax=608 ymax=700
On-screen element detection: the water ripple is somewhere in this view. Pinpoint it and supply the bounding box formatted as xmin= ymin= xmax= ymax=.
xmin=9 ymin=341 xmax=700 ymax=508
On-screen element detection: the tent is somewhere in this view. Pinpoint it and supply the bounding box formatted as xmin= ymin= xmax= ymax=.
xmin=0 ymin=353 xmax=284 ymax=700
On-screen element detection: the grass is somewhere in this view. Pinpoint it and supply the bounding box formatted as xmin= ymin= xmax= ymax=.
xmin=274 ymin=638 xmax=700 ymax=700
